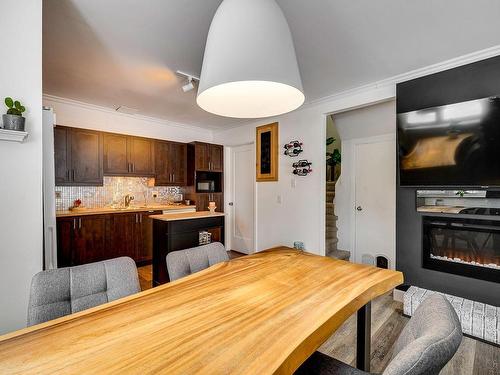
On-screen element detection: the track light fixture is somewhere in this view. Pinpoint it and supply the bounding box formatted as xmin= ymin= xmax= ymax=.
xmin=176 ymin=70 xmax=200 ymax=93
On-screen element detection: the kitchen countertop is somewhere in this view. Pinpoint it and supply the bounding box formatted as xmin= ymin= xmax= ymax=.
xmin=56 ymin=204 xmax=195 ymax=217
xmin=150 ymin=211 xmax=225 ymax=222
xmin=417 ymin=205 xmax=465 ymax=214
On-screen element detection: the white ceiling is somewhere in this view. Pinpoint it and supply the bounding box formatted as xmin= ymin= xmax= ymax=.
xmin=43 ymin=0 xmax=500 ymax=130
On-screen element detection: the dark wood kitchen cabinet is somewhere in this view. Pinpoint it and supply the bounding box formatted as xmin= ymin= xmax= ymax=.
xmin=103 ymin=134 xmax=154 ymax=176
xmin=54 ymin=127 xmax=70 ymax=185
xmin=185 ymin=142 xmax=224 ymax=212
xmin=129 ymin=137 xmax=154 ymax=175
xmin=103 ymin=133 xmax=129 ymax=175
xmin=154 ymin=141 xmax=186 ymax=186
xmin=57 ymin=210 xmax=162 ymax=268
xmin=194 ymin=193 xmax=223 ymax=212
xmin=195 ymin=193 xmax=210 ymax=212
xmin=192 ymin=142 xmax=223 ymax=172
xmin=136 ymin=211 xmax=163 ymax=263
xmin=54 ymin=126 xmax=103 ymax=186
xmin=208 ymin=144 xmax=223 ymax=172
xmin=109 ymin=213 xmax=137 ymax=259
xmin=212 ymin=193 xmax=224 ymax=213
xmin=57 ymin=215 xmax=108 ymax=267
xmin=72 ymin=215 xmax=108 ymax=265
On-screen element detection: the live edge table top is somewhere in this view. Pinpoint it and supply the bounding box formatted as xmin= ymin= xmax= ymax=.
xmin=0 ymin=247 xmax=403 ymax=375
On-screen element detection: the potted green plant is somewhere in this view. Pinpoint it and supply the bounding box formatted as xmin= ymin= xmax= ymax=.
xmin=326 ymin=137 xmax=341 ymax=181
xmin=2 ymin=97 xmax=26 ymax=131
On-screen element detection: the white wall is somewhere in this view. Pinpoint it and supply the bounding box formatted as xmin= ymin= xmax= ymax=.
xmin=0 ymin=0 xmax=43 ymax=334
xmin=43 ymin=95 xmax=213 ymax=143
xmin=214 ymin=107 xmax=326 ymax=254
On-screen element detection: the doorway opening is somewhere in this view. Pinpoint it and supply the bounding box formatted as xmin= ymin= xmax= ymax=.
xmin=228 ymin=144 xmax=255 ymax=255
xmin=325 ymin=115 xmax=350 ymax=261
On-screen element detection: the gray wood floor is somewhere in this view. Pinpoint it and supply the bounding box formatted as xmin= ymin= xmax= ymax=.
xmin=318 ymin=293 xmax=500 ymax=375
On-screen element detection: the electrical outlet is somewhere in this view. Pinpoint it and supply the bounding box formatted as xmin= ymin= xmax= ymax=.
xmin=277 ymin=194 xmax=282 ymax=204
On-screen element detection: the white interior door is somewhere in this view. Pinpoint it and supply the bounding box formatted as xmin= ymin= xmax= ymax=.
xmin=230 ymin=144 xmax=255 ymax=254
xmin=354 ymin=137 xmax=396 ymax=268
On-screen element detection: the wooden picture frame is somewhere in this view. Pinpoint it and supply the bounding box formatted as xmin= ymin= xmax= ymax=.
xmin=256 ymin=122 xmax=279 ymax=182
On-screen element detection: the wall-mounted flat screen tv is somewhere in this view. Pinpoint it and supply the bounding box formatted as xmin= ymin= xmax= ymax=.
xmin=398 ymin=96 xmax=500 ymax=187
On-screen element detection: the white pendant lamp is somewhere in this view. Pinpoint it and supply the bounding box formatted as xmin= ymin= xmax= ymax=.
xmin=197 ymin=0 xmax=304 ymax=118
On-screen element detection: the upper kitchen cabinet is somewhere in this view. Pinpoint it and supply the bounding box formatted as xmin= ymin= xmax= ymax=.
xmin=154 ymin=141 xmax=187 ymax=186
xmin=208 ymin=144 xmax=223 ymax=172
xmin=192 ymin=142 xmax=223 ymax=172
xmin=103 ymin=134 xmax=154 ymax=176
xmin=103 ymin=133 xmax=129 ymax=175
xmin=54 ymin=126 xmax=103 ymax=186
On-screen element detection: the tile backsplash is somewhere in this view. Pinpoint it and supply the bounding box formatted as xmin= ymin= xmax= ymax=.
xmin=55 ymin=177 xmax=183 ymax=211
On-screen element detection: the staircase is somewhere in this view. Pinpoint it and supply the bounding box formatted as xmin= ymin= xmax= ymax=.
xmin=325 ymin=181 xmax=350 ymax=261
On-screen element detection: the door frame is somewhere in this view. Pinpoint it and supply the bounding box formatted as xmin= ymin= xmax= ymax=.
xmin=350 ymin=133 xmax=396 ymax=264
xmin=225 ymin=143 xmax=257 ymax=253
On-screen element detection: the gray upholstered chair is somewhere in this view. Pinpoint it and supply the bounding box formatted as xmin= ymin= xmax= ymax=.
xmin=27 ymin=257 xmax=140 ymax=326
xmin=166 ymin=242 xmax=229 ymax=282
xmin=296 ymin=294 xmax=462 ymax=375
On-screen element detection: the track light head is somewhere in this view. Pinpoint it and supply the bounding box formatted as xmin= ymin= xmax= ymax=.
xmin=182 ymin=77 xmax=195 ymax=92
xmin=176 ymin=70 xmax=199 ymax=93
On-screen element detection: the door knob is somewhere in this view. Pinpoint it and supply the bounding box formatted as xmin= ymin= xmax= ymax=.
xmin=228 ymin=202 xmax=234 ymax=206
xmin=356 ymin=206 xmax=363 ymax=211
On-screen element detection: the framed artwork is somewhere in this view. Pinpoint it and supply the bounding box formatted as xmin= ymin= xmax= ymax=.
xmin=256 ymin=122 xmax=279 ymax=182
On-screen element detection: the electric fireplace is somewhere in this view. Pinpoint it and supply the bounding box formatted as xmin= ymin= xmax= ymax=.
xmin=423 ymin=216 xmax=500 ymax=283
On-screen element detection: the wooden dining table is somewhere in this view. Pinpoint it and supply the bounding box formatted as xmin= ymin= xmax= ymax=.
xmin=0 ymin=247 xmax=403 ymax=374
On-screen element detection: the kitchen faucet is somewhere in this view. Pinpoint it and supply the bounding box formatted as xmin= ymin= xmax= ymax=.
xmin=124 ymin=194 xmax=134 ymax=208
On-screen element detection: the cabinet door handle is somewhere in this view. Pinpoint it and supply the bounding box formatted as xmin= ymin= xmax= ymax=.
xmin=66 ymin=170 xmax=70 ymax=180
xmin=79 ymin=218 xmax=82 ymax=229
xmin=140 ymin=214 xmax=142 ymax=223
xmin=71 ymin=170 xmax=75 ymax=181
xmin=172 ymin=173 xmax=175 ymax=182
xmin=135 ymin=214 xmax=138 ymax=223
xmin=133 ymin=163 xmax=135 ymax=172
xmin=73 ymin=218 xmax=76 ymax=230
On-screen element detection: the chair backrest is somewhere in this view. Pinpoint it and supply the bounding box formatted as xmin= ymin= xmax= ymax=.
xmin=166 ymin=242 xmax=229 ymax=282
xmin=383 ymin=294 xmax=462 ymax=375
xmin=27 ymin=257 xmax=140 ymax=326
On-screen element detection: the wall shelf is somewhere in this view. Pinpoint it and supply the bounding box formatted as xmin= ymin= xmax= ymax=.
xmin=0 ymin=128 xmax=28 ymax=143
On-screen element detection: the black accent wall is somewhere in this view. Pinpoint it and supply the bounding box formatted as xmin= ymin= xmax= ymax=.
xmin=396 ymin=55 xmax=500 ymax=305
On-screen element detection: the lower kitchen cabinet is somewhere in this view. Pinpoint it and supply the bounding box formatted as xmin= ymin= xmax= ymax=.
xmin=57 ymin=215 xmax=108 ymax=267
xmin=135 ymin=211 xmax=163 ymax=264
xmin=57 ymin=210 xmax=162 ymax=267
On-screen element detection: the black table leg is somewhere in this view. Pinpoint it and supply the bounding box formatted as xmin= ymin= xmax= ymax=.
xmin=356 ymin=301 xmax=371 ymax=371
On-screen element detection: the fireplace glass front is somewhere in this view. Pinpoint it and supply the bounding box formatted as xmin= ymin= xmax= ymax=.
xmin=422 ymin=216 xmax=500 ymax=283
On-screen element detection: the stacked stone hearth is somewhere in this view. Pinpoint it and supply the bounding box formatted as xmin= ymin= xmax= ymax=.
xmin=326 ymin=181 xmax=350 ymax=261
xmin=404 ymin=286 xmax=500 ymax=345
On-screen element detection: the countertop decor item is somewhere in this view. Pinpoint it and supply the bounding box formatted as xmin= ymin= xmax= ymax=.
xmin=256 ymin=122 xmax=279 ymax=182
xmin=197 ymin=0 xmax=304 ymax=118
xmin=2 ymin=97 xmax=26 ymax=131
